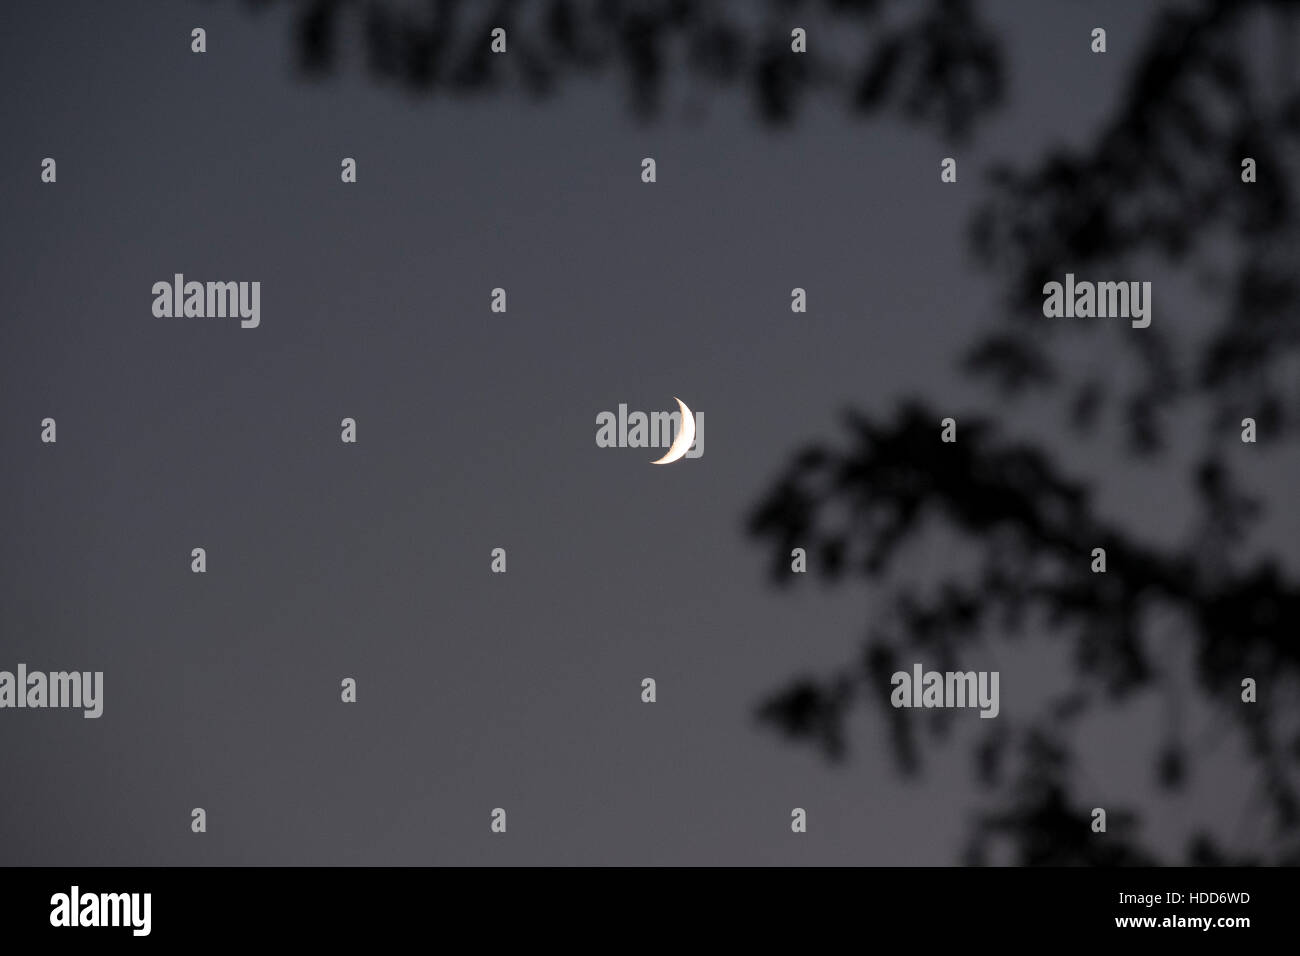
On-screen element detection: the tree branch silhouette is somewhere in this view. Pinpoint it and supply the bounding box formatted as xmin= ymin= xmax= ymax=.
xmin=748 ymin=400 xmax=1300 ymax=863
xmin=967 ymin=0 xmax=1300 ymax=450
xmin=275 ymin=0 xmax=1002 ymax=137
xmin=749 ymin=0 xmax=1300 ymax=867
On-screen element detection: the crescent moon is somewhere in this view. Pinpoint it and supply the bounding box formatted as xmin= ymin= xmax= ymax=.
xmin=650 ymin=397 xmax=695 ymax=465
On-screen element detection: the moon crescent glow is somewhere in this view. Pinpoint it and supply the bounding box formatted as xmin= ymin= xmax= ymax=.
xmin=650 ymin=397 xmax=695 ymax=465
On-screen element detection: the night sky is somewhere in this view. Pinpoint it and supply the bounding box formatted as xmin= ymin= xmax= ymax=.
xmin=1 ymin=0 xmax=1296 ymax=865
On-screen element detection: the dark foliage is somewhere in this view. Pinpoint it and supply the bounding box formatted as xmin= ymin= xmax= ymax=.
xmin=261 ymin=0 xmax=1001 ymax=137
xmin=749 ymin=0 xmax=1300 ymax=864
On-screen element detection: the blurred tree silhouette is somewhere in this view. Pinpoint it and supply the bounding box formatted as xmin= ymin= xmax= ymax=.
xmin=262 ymin=0 xmax=1002 ymax=136
xmin=749 ymin=0 xmax=1300 ymax=865
xmin=253 ymin=0 xmax=1299 ymax=863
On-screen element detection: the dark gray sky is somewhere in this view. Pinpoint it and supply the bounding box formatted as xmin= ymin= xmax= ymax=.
xmin=1 ymin=0 xmax=1295 ymax=865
